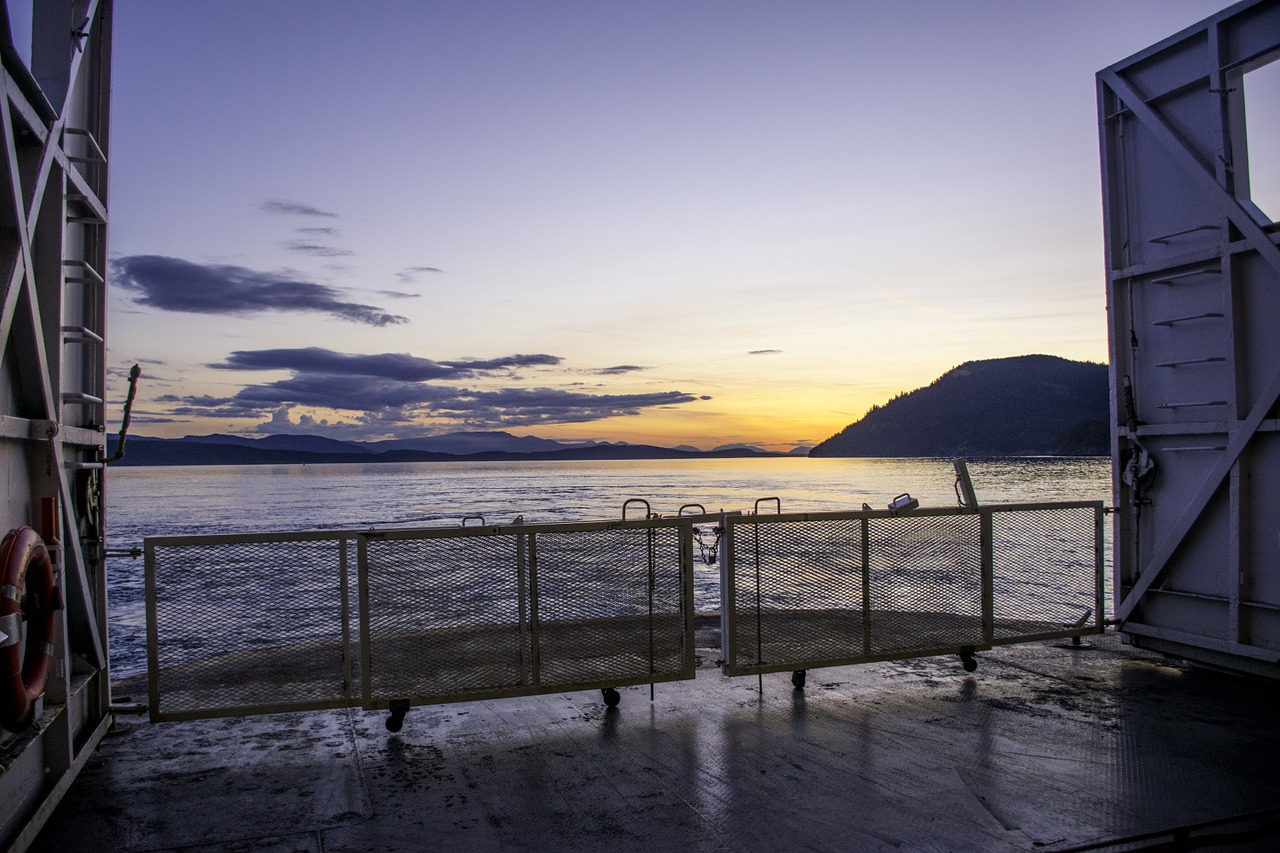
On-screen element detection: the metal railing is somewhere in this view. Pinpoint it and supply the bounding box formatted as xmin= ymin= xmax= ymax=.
xmin=357 ymin=517 xmax=696 ymax=712
xmin=719 ymin=501 xmax=1104 ymax=676
xmin=144 ymin=530 xmax=358 ymax=721
xmin=145 ymin=516 xmax=696 ymax=722
xmin=144 ymin=501 xmax=1102 ymax=722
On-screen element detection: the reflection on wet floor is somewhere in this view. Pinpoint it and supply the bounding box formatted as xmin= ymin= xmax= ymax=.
xmin=34 ymin=633 xmax=1280 ymax=852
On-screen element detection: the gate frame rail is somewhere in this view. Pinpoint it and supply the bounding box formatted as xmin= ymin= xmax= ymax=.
xmin=144 ymin=529 xmax=361 ymax=722
xmin=719 ymin=500 xmax=1105 ymax=678
xmin=145 ymin=516 xmax=699 ymax=722
xmin=355 ymin=516 xmax=698 ymax=712
xmin=144 ymin=500 xmax=1103 ymax=722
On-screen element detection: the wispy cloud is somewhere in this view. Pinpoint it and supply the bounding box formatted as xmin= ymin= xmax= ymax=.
xmin=395 ymin=266 xmax=443 ymax=282
xmin=749 ymin=349 xmax=783 ymax=355
xmin=111 ymin=255 xmax=407 ymax=326
xmin=297 ymin=227 xmax=339 ymax=236
xmin=284 ymin=240 xmax=355 ymax=258
xmin=440 ymin=387 xmax=700 ymax=427
xmin=593 ymin=365 xmax=646 ymax=374
xmin=211 ymin=348 xmax=561 ymax=379
xmin=377 ymin=290 xmax=423 ymax=299
xmin=445 ymin=354 xmax=562 ymax=372
xmin=260 ymin=199 xmax=337 ymax=218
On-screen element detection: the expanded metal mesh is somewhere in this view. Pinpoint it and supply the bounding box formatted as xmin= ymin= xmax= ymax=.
xmin=990 ymin=505 xmax=1100 ymax=643
xmin=867 ymin=514 xmax=983 ymax=655
xmin=361 ymin=530 xmax=528 ymax=704
xmin=144 ymin=504 xmax=1099 ymax=719
xmin=727 ymin=513 xmax=981 ymax=672
xmin=534 ymin=525 xmax=689 ymax=686
xmin=146 ymin=534 xmax=354 ymax=721
xmin=147 ymin=519 xmax=695 ymax=720
xmin=731 ymin=518 xmax=864 ymax=669
xmin=359 ymin=519 xmax=694 ymax=707
xmin=723 ymin=504 xmax=1101 ymax=675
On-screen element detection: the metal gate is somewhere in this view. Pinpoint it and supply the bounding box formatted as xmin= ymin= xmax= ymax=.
xmin=357 ymin=518 xmax=695 ymax=711
xmin=1098 ymin=0 xmax=1280 ymax=678
xmin=145 ymin=517 xmax=696 ymax=722
xmin=719 ymin=502 xmax=1103 ymax=676
xmin=145 ymin=530 xmax=359 ymax=721
xmin=146 ymin=501 xmax=1101 ymax=721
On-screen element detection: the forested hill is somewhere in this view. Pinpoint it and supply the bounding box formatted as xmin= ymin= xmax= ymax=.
xmin=808 ymin=355 xmax=1108 ymax=458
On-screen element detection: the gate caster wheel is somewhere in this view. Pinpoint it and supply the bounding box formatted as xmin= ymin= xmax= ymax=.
xmin=791 ymin=669 xmax=807 ymax=690
xmin=386 ymin=698 xmax=410 ymax=732
xmin=602 ymin=688 xmax=621 ymax=708
xmin=959 ymin=648 xmax=978 ymax=673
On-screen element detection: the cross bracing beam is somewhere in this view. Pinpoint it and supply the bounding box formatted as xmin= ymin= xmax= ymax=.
xmin=1100 ymin=64 xmax=1280 ymax=623
xmin=0 ymin=4 xmax=113 ymax=850
xmin=1099 ymin=0 xmax=1280 ymax=671
xmin=0 ymin=0 xmax=109 ymax=667
xmin=1097 ymin=69 xmax=1280 ymax=279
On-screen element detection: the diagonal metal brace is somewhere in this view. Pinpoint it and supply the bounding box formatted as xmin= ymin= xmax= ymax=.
xmin=1101 ymin=67 xmax=1280 ymax=623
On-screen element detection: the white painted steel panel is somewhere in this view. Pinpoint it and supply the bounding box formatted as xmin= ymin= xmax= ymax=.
xmin=1099 ymin=0 xmax=1280 ymax=677
xmin=0 ymin=2 xmax=115 ymax=850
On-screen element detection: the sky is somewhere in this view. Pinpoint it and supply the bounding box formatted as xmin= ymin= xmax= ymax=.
xmin=99 ymin=0 xmax=1251 ymax=451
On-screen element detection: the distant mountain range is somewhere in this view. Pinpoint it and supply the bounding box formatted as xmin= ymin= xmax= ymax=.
xmin=107 ymin=430 xmax=791 ymax=466
xmin=108 ymin=355 xmax=1108 ymax=465
xmin=809 ymin=355 xmax=1108 ymax=457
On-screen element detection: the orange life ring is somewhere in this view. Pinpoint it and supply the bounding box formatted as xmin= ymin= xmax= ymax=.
xmin=0 ymin=526 xmax=60 ymax=731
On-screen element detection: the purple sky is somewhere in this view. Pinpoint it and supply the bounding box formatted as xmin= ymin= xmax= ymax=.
xmin=102 ymin=0 xmax=1245 ymax=449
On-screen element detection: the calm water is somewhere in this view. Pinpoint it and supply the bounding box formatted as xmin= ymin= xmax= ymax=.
xmin=105 ymin=456 xmax=1111 ymax=679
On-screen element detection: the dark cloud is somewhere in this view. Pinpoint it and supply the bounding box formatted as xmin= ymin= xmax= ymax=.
xmin=213 ymin=379 xmax=698 ymax=427
xmin=284 ymin=240 xmax=355 ymax=258
xmin=396 ymin=266 xmax=443 ymax=282
xmin=593 ymin=365 xmax=645 ymax=375
xmin=111 ymin=255 xmax=408 ymax=326
xmin=749 ymin=349 xmax=783 ymax=355
xmin=440 ymin=387 xmax=699 ymax=427
xmin=128 ymin=415 xmax=183 ymax=424
xmin=170 ymin=346 xmax=700 ymax=434
xmin=297 ymin=227 xmax=339 ymax=236
xmin=377 ymin=290 xmax=423 ymax=299
xmin=260 ymin=199 xmax=337 ymax=218
xmin=443 ymin=354 xmax=562 ymax=372
xmin=211 ymin=348 xmax=561 ymax=380
xmin=155 ymin=393 xmax=241 ymax=406
xmin=152 ymin=392 xmax=270 ymax=419
xmin=213 ymin=348 xmax=459 ymax=381
xmin=236 ymin=374 xmax=451 ymax=411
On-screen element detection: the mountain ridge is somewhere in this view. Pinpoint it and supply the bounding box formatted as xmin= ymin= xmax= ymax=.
xmin=107 ymin=431 xmax=786 ymax=466
xmin=108 ymin=354 xmax=1109 ymax=465
xmin=809 ymin=354 xmax=1108 ymax=458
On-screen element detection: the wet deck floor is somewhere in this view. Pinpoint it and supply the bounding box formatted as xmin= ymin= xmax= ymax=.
xmin=31 ymin=633 xmax=1280 ymax=852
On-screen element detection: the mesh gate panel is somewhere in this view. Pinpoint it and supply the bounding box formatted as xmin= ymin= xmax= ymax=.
xmin=147 ymin=535 xmax=353 ymax=720
xmin=731 ymin=518 xmax=863 ymax=669
xmin=725 ymin=511 xmax=983 ymax=674
xmin=144 ymin=505 xmax=1099 ymax=719
xmin=534 ymin=525 xmax=688 ymax=686
xmin=867 ymin=514 xmax=983 ymax=654
xmin=990 ymin=505 xmax=1100 ymax=642
xmin=359 ymin=520 xmax=695 ymax=707
xmin=362 ymin=532 xmax=528 ymax=704
xmin=723 ymin=506 xmax=1099 ymax=676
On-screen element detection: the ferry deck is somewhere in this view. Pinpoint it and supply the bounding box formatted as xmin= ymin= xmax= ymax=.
xmin=5 ymin=2 xmax=1280 ymax=850
xmin=30 ymin=632 xmax=1280 ymax=852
